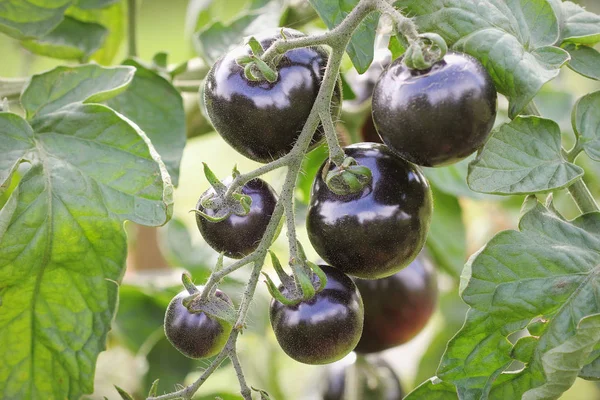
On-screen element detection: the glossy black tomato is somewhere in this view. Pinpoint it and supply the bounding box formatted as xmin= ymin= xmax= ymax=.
xmin=307 ymin=143 xmax=433 ymax=279
xmin=196 ymin=178 xmax=277 ymax=259
xmin=164 ymin=288 xmax=233 ymax=359
xmin=204 ymin=28 xmax=341 ymax=163
xmin=270 ymin=265 xmax=364 ymax=365
xmin=323 ymin=356 xmax=404 ymax=400
xmin=372 ymin=51 xmax=497 ymax=167
xmin=353 ymin=252 xmax=437 ymax=353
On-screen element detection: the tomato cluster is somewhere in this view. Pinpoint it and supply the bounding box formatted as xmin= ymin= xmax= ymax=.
xmin=164 ymin=28 xmax=497 ymax=389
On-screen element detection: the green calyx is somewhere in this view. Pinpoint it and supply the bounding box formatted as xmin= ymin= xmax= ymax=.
xmin=404 ymin=32 xmax=448 ymax=70
xmin=236 ymin=36 xmax=279 ymax=83
xmin=262 ymin=250 xmax=328 ymax=306
xmin=324 ymin=156 xmax=372 ymax=195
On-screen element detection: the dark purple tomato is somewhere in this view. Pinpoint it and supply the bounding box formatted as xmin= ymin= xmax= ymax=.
xmin=204 ymin=28 xmax=341 ymax=163
xmin=196 ymin=178 xmax=277 ymax=259
xmin=306 ymin=143 xmax=433 ymax=279
xmin=270 ymin=265 xmax=364 ymax=365
xmin=164 ymin=288 xmax=233 ymax=359
xmin=323 ymin=356 xmax=404 ymax=400
xmin=353 ymin=252 xmax=437 ymax=353
xmin=372 ymin=51 xmax=497 ymax=167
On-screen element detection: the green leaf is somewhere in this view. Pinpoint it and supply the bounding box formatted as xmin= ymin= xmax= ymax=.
xmin=194 ymin=1 xmax=282 ymax=64
xmin=559 ymin=1 xmax=600 ymax=45
xmin=436 ymin=203 xmax=600 ymax=399
xmin=115 ymin=385 xmax=135 ymax=400
xmin=308 ymin=0 xmax=379 ymax=73
xmin=76 ymin=0 xmax=120 ymax=9
xmin=0 ymin=113 xmax=34 ymax=191
xmin=580 ymin=352 xmax=600 ymax=381
xmin=0 ymin=0 xmax=73 ymax=40
xmin=388 ymin=35 xmax=406 ymax=60
xmin=563 ymin=44 xmax=600 ymax=81
xmin=105 ymin=59 xmax=186 ymax=186
xmin=405 ymin=378 xmax=458 ymax=400
xmin=572 ymin=90 xmax=600 ymax=161
xmin=468 ymin=116 xmax=583 ymax=194
xmin=0 ymin=65 xmax=172 ymax=399
xmin=424 ymin=158 xmax=487 ymax=199
xmin=20 ymin=16 xmax=107 ymax=61
xmin=394 ymin=0 xmax=570 ymax=118
xmin=67 ymin=0 xmax=126 ymax=65
xmin=21 ymin=64 xmax=135 ymax=120
xmin=426 ymin=188 xmax=466 ymax=279
xmin=161 ymin=219 xmax=214 ymax=280
xmin=296 ymin=143 xmax=328 ymax=204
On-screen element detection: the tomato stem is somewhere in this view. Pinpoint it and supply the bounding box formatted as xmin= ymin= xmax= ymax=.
xmin=127 ymin=0 xmax=138 ymax=58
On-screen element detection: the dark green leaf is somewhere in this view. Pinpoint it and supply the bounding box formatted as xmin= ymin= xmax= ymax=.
xmin=20 ymin=16 xmax=107 ymax=61
xmin=559 ymin=1 xmax=600 ymax=45
xmin=572 ymin=90 xmax=600 ymax=161
xmin=67 ymin=1 xmax=125 ymax=65
xmin=0 ymin=65 xmax=172 ymax=400
xmin=426 ymin=188 xmax=465 ymax=279
xmin=309 ymin=0 xmax=380 ymax=73
xmin=21 ymin=64 xmax=135 ymax=119
xmin=0 ymin=0 xmax=73 ymax=39
xmin=194 ymin=1 xmax=282 ymax=64
xmin=105 ymin=59 xmax=186 ymax=186
xmin=394 ymin=0 xmax=570 ymax=118
xmin=76 ymin=0 xmax=120 ymax=9
xmin=563 ymin=44 xmax=600 ymax=81
xmin=404 ymin=378 xmax=458 ymax=400
xmin=340 ymin=73 xmax=356 ymax=101
xmin=468 ymin=116 xmax=583 ymax=194
xmin=511 ymin=336 xmax=538 ymax=363
xmin=580 ymin=351 xmax=600 ymax=381
xmin=437 ymin=203 xmax=600 ymax=399
xmin=0 ymin=113 xmax=34 ymax=191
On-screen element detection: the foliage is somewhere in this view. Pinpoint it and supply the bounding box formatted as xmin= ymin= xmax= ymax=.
xmin=0 ymin=0 xmax=599 ymax=399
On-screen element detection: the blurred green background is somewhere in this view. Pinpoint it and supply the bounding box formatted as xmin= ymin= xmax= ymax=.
xmin=2 ymin=0 xmax=600 ymax=399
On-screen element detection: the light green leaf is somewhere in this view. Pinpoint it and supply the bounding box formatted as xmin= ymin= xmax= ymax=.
xmin=426 ymin=188 xmax=465 ymax=279
xmin=522 ymin=314 xmax=600 ymax=399
xmin=572 ymin=90 xmax=600 ymax=161
xmin=105 ymin=59 xmax=186 ymax=186
xmin=436 ymin=203 xmax=600 ymax=399
xmin=308 ymin=0 xmax=379 ymax=73
xmin=75 ymin=0 xmax=120 ymax=9
xmin=405 ymin=378 xmax=458 ymax=400
xmin=193 ymin=1 xmax=282 ymax=64
xmin=394 ymin=0 xmax=570 ymax=118
xmin=21 ymin=64 xmax=135 ymax=120
xmin=559 ymin=1 xmax=600 ymax=45
xmin=468 ymin=116 xmax=583 ymax=194
xmin=424 ymin=158 xmax=487 ymax=199
xmin=0 ymin=113 xmax=34 ymax=191
xmin=563 ymin=44 xmax=600 ymax=81
xmin=0 ymin=64 xmax=172 ymax=400
xmin=0 ymin=0 xmax=73 ymax=39
xmin=20 ymin=16 xmax=107 ymax=61
xmin=67 ymin=0 xmax=126 ymax=65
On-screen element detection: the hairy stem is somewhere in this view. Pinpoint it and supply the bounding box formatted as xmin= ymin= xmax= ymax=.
xmin=320 ymin=109 xmax=346 ymax=166
xmin=372 ymin=0 xmax=419 ymax=43
xmin=127 ymin=0 xmax=138 ymax=58
xmin=230 ymin=345 xmax=252 ymax=399
xmin=522 ymin=101 xmax=599 ymax=213
xmin=148 ymin=1 xmax=379 ymax=398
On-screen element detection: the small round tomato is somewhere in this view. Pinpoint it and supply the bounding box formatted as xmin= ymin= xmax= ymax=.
xmin=204 ymin=28 xmax=341 ymax=163
xmin=354 ymin=252 xmax=437 ymax=353
xmin=196 ymin=178 xmax=277 ymax=259
xmin=372 ymin=51 xmax=497 ymax=166
xmin=164 ymin=288 xmax=233 ymax=359
xmin=270 ymin=265 xmax=364 ymax=365
xmin=307 ymin=143 xmax=433 ymax=279
xmin=323 ymin=356 xmax=404 ymax=400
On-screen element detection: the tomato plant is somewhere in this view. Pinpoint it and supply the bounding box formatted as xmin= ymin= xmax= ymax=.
xmin=0 ymin=0 xmax=599 ymax=400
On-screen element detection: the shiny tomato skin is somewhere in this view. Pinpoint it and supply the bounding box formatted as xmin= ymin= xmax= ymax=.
xmin=353 ymin=253 xmax=437 ymax=354
xmin=372 ymin=51 xmax=497 ymax=166
xmin=270 ymin=265 xmax=364 ymax=365
xmin=164 ymin=288 xmax=233 ymax=359
xmin=307 ymin=143 xmax=433 ymax=279
xmin=196 ymin=178 xmax=277 ymax=259
xmin=204 ymin=28 xmax=341 ymax=163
